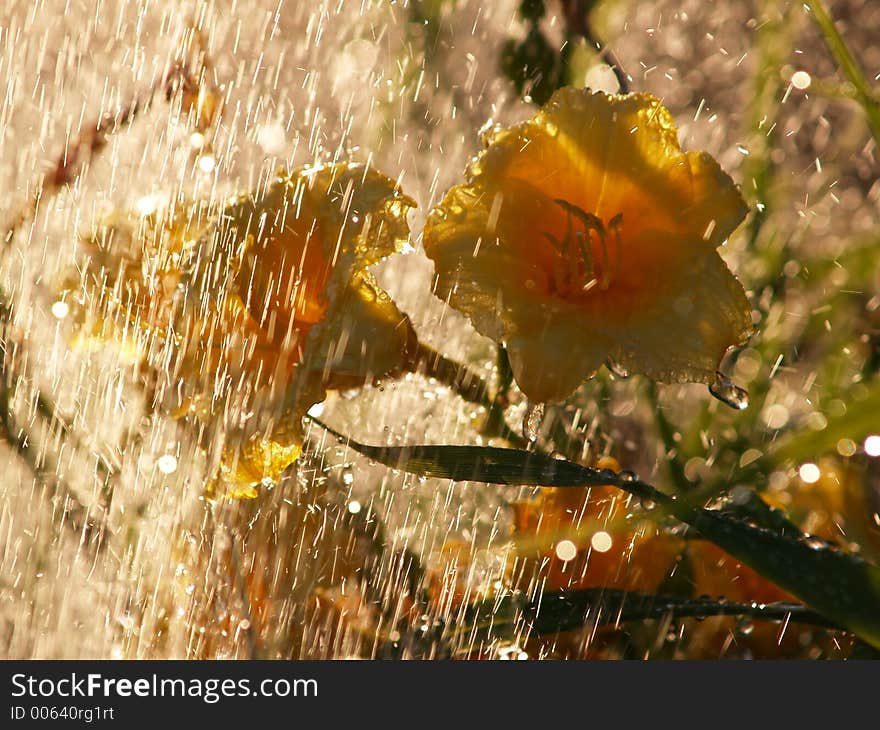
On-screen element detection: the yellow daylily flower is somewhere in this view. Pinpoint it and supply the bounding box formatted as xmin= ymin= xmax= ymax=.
xmin=423 ymin=87 xmax=753 ymax=403
xmin=78 ymin=163 xmax=417 ymax=497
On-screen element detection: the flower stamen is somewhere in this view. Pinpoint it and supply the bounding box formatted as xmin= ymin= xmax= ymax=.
xmin=550 ymin=200 xmax=622 ymax=295
xmin=608 ymin=212 xmax=624 ymax=285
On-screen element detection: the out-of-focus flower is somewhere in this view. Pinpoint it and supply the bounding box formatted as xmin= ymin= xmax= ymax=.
xmin=426 ymin=457 xmax=681 ymax=617
xmin=686 ymin=539 xmax=802 ymax=658
xmin=76 ymin=163 xmax=417 ymax=497
xmin=424 ymin=87 xmax=752 ymax=403
xmin=510 ymin=457 xmax=682 ymax=594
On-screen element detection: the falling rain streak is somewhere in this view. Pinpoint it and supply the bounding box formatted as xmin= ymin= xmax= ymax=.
xmin=0 ymin=0 xmax=878 ymax=663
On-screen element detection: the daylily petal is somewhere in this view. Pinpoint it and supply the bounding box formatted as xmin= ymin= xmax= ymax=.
xmin=423 ymin=183 xmax=557 ymax=344
xmin=602 ymin=233 xmax=754 ymax=385
xmin=301 ymin=270 xmax=419 ymax=392
xmin=477 ymin=88 xmax=748 ymax=245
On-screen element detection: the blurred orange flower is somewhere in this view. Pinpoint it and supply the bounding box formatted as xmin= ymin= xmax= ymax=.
xmin=78 ymin=163 xmax=417 ymax=496
xmin=510 ymin=458 xmax=682 ymax=594
xmin=424 ymin=87 xmax=753 ymax=403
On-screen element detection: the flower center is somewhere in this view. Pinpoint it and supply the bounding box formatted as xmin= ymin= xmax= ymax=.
xmin=544 ymin=200 xmax=622 ymax=298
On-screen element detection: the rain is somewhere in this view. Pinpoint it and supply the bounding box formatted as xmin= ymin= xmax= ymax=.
xmin=1 ymin=0 xmax=879 ymax=661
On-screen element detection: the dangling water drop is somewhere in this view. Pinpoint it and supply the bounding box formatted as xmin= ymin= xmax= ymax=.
xmin=605 ymin=358 xmax=630 ymax=379
xmin=709 ymin=371 xmax=750 ymax=410
xmin=619 ymin=469 xmax=637 ymax=482
xmin=522 ymin=402 xmax=545 ymax=442
xmin=736 ymin=618 xmax=755 ymax=636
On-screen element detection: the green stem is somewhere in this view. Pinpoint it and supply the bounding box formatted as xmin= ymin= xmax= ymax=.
xmin=807 ymin=0 xmax=880 ymax=145
xmin=462 ymin=588 xmax=836 ymax=640
xmin=414 ymin=342 xmax=490 ymax=405
xmin=482 ymin=345 xmax=521 ymax=444
xmin=646 ymin=383 xmax=691 ymax=494
xmin=415 ymin=342 xmax=527 ymax=448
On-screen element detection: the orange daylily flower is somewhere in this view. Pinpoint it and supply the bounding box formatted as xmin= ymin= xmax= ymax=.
xmin=426 ymin=458 xmax=681 ymax=614
xmin=424 ymin=87 xmax=753 ymax=403
xmin=510 ymin=458 xmax=682 ymax=594
xmin=78 ymin=163 xmax=417 ymax=496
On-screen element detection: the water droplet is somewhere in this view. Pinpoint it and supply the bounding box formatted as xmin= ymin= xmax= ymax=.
xmin=347 ymin=499 xmax=362 ymax=514
xmin=522 ymin=402 xmax=545 ymax=442
xmin=798 ymin=462 xmax=821 ymax=483
xmin=555 ymin=539 xmax=578 ymax=562
xmin=803 ymin=534 xmax=826 ymax=550
xmin=157 ymin=454 xmax=178 ymax=474
xmin=198 ymin=154 xmax=216 ymax=173
xmin=736 ymin=618 xmax=755 ymax=636
xmin=708 ymin=371 xmax=749 ymax=410
xmin=257 ymin=122 xmax=286 ymax=154
xmin=791 ymin=70 xmax=811 ymax=90
xmin=495 ymin=642 xmax=529 ymax=660
xmin=619 ymin=470 xmax=637 ymax=482
xmin=135 ymin=193 xmax=162 ymax=217
xmin=590 ymin=531 xmax=613 ymax=553
xmin=341 ymin=466 xmax=355 ymax=486
xmin=605 ymin=358 xmax=630 ymax=379
xmin=836 ymin=438 xmax=856 ymax=457
xmin=51 ymin=300 xmax=69 ymax=319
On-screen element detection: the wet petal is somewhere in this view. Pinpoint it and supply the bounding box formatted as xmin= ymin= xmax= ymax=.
xmin=506 ymin=322 xmax=609 ymax=404
xmin=603 ymin=235 xmax=754 ymax=384
xmin=478 ymin=88 xmax=748 ymax=245
xmin=302 ymin=270 xmax=419 ymax=392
